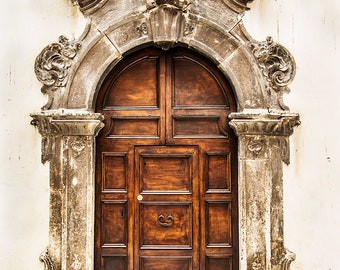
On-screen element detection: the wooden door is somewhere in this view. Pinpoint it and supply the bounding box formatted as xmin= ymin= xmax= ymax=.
xmin=95 ymin=47 xmax=238 ymax=270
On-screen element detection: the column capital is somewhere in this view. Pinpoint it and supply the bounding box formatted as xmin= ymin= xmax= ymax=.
xmin=31 ymin=109 xmax=104 ymax=137
xmin=31 ymin=110 xmax=104 ymax=163
xmin=229 ymin=111 xmax=300 ymax=137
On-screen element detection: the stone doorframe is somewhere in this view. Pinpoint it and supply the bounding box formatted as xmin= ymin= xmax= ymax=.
xmin=31 ymin=1 xmax=300 ymax=269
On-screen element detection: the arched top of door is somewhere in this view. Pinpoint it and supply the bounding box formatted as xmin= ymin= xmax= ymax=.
xmin=34 ymin=0 xmax=296 ymax=114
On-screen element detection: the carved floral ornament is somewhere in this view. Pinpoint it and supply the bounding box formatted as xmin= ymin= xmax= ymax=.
xmin=32 ymin=1 xmax=299 ymax=270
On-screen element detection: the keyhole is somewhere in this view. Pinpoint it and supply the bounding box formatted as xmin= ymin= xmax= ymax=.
xmin=121 ymin=210 xmax=125 ymax=217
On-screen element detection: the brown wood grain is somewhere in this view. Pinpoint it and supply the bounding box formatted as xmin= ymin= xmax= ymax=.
xmin=95 ymin=47 xmax=238 ymax=269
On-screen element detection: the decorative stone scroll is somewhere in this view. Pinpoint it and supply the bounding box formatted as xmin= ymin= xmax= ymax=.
xmin=71 ymin=0 xmax=109 ymax=14
xmin=35 ymin=36 xmax=81 ymax=110
xmin=40 ymin=249 xmax=55 ymax=270
xmin=249 ymin=37 xmax=296 ymax=110
xmin=146 ymin=0 xmax=192 ymax=9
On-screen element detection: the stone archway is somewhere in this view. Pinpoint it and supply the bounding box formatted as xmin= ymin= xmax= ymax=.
xmin=31 ymin=1 xmax=300 ymax=269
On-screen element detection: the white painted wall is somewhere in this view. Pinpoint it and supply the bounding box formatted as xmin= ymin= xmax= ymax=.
xmin=0 ymin=1 xmax=86 ymax=269
xmin=244 ymin=1 xmax=340 ymax=269
xmin=0 ymin=0 xmax=339 ymax=269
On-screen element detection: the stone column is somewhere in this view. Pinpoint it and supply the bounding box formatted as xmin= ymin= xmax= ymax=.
xmin=229 ymin=111 xmax=299 ymax=270
xmin=31 ymin=110 xmax=104 ymax=270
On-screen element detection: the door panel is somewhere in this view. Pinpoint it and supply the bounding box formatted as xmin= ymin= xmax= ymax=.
xmin=140 ymin=257 xmax=192 ymax=270
xmin=95 ymin=47 xmax=238 ymax=269
xmin=103 ymin=56 xmax=160 ymax=108
xmin=134 ymin=146 xmax=199 ymax=268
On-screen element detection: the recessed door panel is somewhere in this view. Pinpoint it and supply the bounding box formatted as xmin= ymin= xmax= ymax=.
xmin=102 ymin=153 xmax=127 ymax=192
xmin=139 ymin=202 xmax=192 ymax=248
xmin=103 ymin=57 xmax=160 ymax=108
xmin=139 ymin=152 xmax=193 ymax=193
xmin=173 ymin=56 xmax=227 ymax=107
xmin=102 ymin=255 xmax=127 ymax=270
xmin=141 ymin=256 xmax=192 ymax=270
xmin=101 ymin=200 xmax=128 ymax=247
xmin=206 ymin=201 xmax=232 ymax=247
xmin=205 ymin=256 xmax=232 ymax=270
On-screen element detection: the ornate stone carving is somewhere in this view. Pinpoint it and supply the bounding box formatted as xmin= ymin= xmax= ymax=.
xmin=32 ymin=1 xmax=299 ymax=270
xmin=149 ymin=5 xmax=183 ymax=49
xmin=280 ymin=249 xmax=296 ymax=270
xmin=247 ymin=139 xmax=264 ymax=155
xmin=250 ymin=37 xmax=296 ymax=110
xmin=35 ymin=36 xmax=81 ymax=110
xmin=39 ymin=248 xmax=55 ymax=270
xmin=183 ymin=22 xmax=195 ymax=35
xmin=31 ymin=110 xmax=104 ymax=163
xmin=230 ymin=0 xmax=254 ymax=9
xmin=136 ymin=22 xmax=148 ymax=36
xmin=71 ymin=254 xmax=82 ymax=270
xmin=229 ymin=111 xmax=300 ymax=164
xmin=229 ymin=112 xmax=300 ymax=136
xmin=147 ymin=0 xmax=192 ymax=9
xmin=147 ymin=1 xmax=195 ymax=49
xmin=251 ymin=253 xmax=263 ymax=270
xmin=71 ymin=0 xmax=109 ymax=14
xmin=70 ymin=138 xmax=86 ymax=152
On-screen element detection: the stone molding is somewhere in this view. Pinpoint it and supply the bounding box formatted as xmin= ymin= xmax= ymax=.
xmin=31 ymin=110 xmax=104 ymax=163
xmin=229 ymin=112 xmax=300 ymax=164
xmin=32 ymin=1 xmax=299 ymax=269
xmin=229 ymin=111 xmax=300 ymax=136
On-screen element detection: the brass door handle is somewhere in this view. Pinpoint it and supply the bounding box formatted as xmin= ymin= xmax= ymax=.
xmin=157 ymin=214 xmax=174 ymax=227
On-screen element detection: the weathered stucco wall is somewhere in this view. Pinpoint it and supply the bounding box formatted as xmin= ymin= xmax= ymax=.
xmin=0 ymin=0 xmax=339 ymax=269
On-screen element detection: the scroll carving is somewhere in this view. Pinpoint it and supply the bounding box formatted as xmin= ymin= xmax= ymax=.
xmin=247 ymin=140 xmax=264 ymax=155
xmin=251 ymin=253 xmax=263 ymax=270
xmin=71 ymin=0 xmax=109 ymax=14
xmin=250 ymin=36 xmax=296 ymax=110
xmin=230 ymin=0 xmax=254 ymax=9
xmin=147 ymin=0 xmax=192 ymax=9
xmin=35 ymin=36 xmax=81 ymax=110
xmin=279 ymin=248 xmax=296 ymax=270
xmin=39 ymin=249 xmax=55 ymax=270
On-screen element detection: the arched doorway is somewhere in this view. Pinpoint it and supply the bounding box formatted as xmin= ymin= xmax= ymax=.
xmin=94 ymin=47 xmax=238 ymax=269
xmin=32 ymin=2 xmax=299 ymax=269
